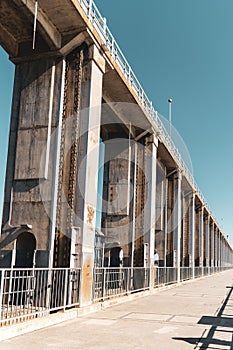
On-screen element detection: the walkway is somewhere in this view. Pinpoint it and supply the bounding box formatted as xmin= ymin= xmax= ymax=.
xmin=1 ymin=270 xmax=233 ymax=350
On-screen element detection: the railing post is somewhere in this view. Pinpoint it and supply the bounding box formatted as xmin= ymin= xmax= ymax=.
xmin=111 ymin=38 xmax=115 ymax=56
xmin=0 ymin=270 xmax=5 ymax=320
xmin=103 ymin=17 xmax=107 ymax=36
xmin=63 ymin=269 xmax=68 ymax=311
xmin=127 ymin=268 xmax=130 ymax=293
xmin=88 ymin=0 xmax=93 ymax=18
xmin=102 ymin=268 xmax=106 ymax=299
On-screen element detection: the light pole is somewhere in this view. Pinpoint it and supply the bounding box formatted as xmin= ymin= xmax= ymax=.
xmin=168 ymin=98 xmax=172 ymax=137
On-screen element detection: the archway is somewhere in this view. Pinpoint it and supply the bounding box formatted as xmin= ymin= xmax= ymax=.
xmin=15 ymin=232 xmax=36 ymax=268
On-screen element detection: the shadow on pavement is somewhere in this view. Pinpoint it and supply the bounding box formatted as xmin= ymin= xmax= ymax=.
xmin=173 ymin=285 xmax=233 ymax=349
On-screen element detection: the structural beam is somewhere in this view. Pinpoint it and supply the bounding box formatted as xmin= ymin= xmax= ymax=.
xmin=13 ymin=0 xmax=61 ymax=49
xmin=78 ymin=45 xmax=105 ymax=306
xmin=144 ymin=134 xmax=158 ymax=289
xmin=173 ymin=171 xmax=182 ymax=282
xmin=189 ymin=193 xmax=195 ymax=277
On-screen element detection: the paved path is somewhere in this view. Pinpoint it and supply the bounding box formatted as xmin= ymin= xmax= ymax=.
xmin=1 ymin=270 xmax=233 ymax=350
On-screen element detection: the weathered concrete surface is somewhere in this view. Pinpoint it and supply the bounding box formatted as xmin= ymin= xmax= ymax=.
xmin=1 ymin=270 xmax=233 ymax=349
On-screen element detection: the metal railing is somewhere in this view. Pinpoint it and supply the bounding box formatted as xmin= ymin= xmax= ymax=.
xmin=0 ymin=266 xmax=232 ymax=326
xmin=76 ymin=0 xmax=225 ymax=233
xmin=154 ymin=266 xmax=232 ymax=288
xmin=93 ymin=267 xmax=150 ymax=301
xmin=154 ymin=267 xmax=178 ymax=286
xmin=180 ymin=267 xmax=193 ymax=281
xmin=0 ymin=268 xmax=80 ymax=326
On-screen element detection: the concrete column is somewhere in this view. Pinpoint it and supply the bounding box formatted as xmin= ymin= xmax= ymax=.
xmin=218 ymin=231 xmax=221 ymax=267
xmin=163 ymin=174 xmax=168 ymax=268
xmin=210 ymin=222 xmax=214 ymax=267
xmin=219 ymin=232 xmax=223 ymax=267
xmin=189 ymin=193 xmax=195 ymax=277
xmin=173 ymin=171 xmax=182 ymax=282
xmin=214 ymin=226 xmax=217 ymax=267
xmin=205 ymin=215 xmax=210 ymax=267
xmin=215 ymin=229 xmax=218 ymax=267
xmin=181 ymin=195 xmax=185 ymax=267
xmin=199 ymin=207 xmax=204 ymax=268
xmin=223 ymin=239 xmax=225 ymax=267
xmin=78 ymin=45 xmax=105 ymax=306
xmin=1 ymin=56 xmax=65 ymax=267
xmin=144 ymin=135 xmax=158 ymax=289
xmin=225 ymin=241 xmax=227 ymax=267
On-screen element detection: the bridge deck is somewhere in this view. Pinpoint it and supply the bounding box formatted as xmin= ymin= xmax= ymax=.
xmin=1 ymin=269 xmax=233 ymax=349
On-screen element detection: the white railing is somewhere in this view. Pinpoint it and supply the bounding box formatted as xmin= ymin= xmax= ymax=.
xmin=0 ymin=268 xmax=80 ymax=326
xmin=93 ymin=267 xmax=150 ymax=301
xmin=155 ymin=267 xmax=178 ymax=286
xmin=76 ymin=0 xmax=223 ymax=232
xmin=0 ymin=266 xmax=232 ymax=326
xmin=154 ymin=266 xmax=232 ymax=288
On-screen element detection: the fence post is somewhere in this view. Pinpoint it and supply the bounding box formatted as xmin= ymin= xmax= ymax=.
xmin=63 ymin=269 xmax=68 ymax=311
xmin=0 ymin=270 xmax=5 ymax=320
xmin=126 ymin=268 xmax=130 ymax=293
xmin=88 ymin=0 xmax=93 ymax=18
xmin=102 ymin=268 xmax=106 ymax=299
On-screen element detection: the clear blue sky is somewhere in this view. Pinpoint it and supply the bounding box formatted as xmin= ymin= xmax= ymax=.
xmin=1 ymin=0 xmax=233 ymax=244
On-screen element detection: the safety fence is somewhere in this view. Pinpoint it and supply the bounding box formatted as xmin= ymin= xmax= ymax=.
xmin=93 ymin=266 xmax=232 ymax=300
xmin=154 ymin=266 xmax=231 ymax=287
xmin=0 ymin=268 xmax=80 ymax=326
xmin=0 ymin=266 xmax=232 ymax=326
xmin=93 ymin=267 xmax=150 ymax=301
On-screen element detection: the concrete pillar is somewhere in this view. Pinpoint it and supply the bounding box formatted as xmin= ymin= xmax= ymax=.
xmin=181 ymin=195 xmax=185 ymax=267
xmin=163 ymin=175 xmax=168 ymax=268
xmin=215 ymin=229 xmax=218 ymax=267
xmin=210 ymin=222 xmax=214 ymax=267
xmin=218 ymin=231 xmax=221 ymax=267
xmin=220 ymin=233 xmax=222 ymax=267
xmin=173 ymin=171 xmax=182 ymax=282
xmin=144 ymin=135 xmax=158 ymax=289
xmin=205 ymin=215 xmax=210 ymax=267
xmin=223 ymin=238 xmax=225 ymax=266
xmin=199 ymin=207 xmax=204 ymax=268
xmin=189 ymin=193 xmax=195 ymax=277
xmin=78 ymin=45 xmax=105 ymax=306
xmin=214 ymin=226 xmax=218 ymax=267
xmin=1 ymin=56 xmax=65 ymax=267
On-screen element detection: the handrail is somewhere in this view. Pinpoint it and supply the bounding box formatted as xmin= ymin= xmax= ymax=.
xmin=77 ymin=0 xmax=223 ymax=235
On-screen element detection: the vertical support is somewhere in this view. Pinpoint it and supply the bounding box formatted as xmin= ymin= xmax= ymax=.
xmin=189 ymin=193 xmax=195 ymax=278
xmin=181 ymin=194 xmax=185 ymax=267
xmin=173 ymin=171 xmax=182 ymax=283
xmin=79 ymin=45 xmax=105 ymax=307
xmin=163 ymin=174 xmax=168 ymax=268
xmin=49 ymin=59 xmax=66 ymax=269
xmin=88 ymin=0 xmax=94 ymax=17
xmin=214 ymin=226 xmax=217 ymax=268
xmin=0 ymin=270 xmax=5 ymax=313
xmin=199 ymin=206 xmax=204 ymax=269
xmin=218 ymin=231 xmax=221 ymax=268
xmin=130 ymin=143 xmax=137 ymax=270
xmin=63 ymin=268 xmax=68 ymax=311
xmin=144 ymin=134 xmax=158 ymax=290
xmin=205 ymin=215 xmax=210 ymax=268
xmin=211 ymin=222 xmax=214 ymax=268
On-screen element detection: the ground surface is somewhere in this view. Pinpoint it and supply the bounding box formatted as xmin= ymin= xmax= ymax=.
xmin=1 ymin=270 xmax=233 ymax=350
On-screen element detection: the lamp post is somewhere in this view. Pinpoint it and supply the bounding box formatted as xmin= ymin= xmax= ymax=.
xmin=168 ymin=98 xmax=172 ymax=137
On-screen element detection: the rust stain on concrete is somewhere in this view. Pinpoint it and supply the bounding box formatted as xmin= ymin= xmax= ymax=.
xmin=81 ymin=256 xmax=93 ymax=303
xmin=87 ymin=205 xmax=95 ymax=225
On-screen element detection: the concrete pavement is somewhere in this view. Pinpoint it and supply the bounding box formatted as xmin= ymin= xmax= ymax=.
xmin=1 ymin=270 xmax=233 ymax=350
